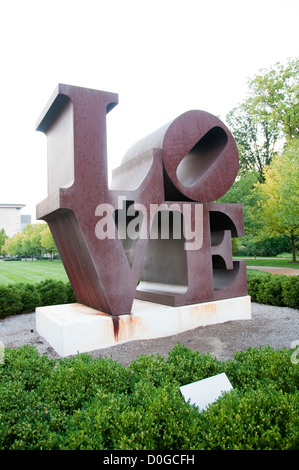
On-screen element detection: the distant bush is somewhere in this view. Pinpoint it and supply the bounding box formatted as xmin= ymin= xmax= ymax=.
xmin=282 ymin=276 xmax=299 ymax=309
xmin=18 ymin=283 xmax=42 ymax=313
xmin=37 ymin=279 xmax=69 ymax=306
xmin=0 ymin=280 xmax=75 ymax=318
xmin=0 ymin=273 xmax=298 ymax=318
xmin=247 ymin=272 xmax=299 ymax=308
xmin=0 ymin=344 xmax=298 ymax=450
xmin=0 ymin=284 xmax=23 ymax=317
xmin=64 ymin=281 xmax=76 ymax=303
xmin=247 ymin=273 xmax=265 ymax=302
xmin=239 ymin=236 xmax=292 ymax=257
xmin=255 ymin=274 xmax=286 ymax=306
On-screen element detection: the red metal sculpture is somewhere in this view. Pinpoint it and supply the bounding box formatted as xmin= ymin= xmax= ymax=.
xmin=36 ymin=84 xmax=247 ymax=315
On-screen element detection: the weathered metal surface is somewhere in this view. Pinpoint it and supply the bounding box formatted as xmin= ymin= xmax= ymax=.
xmin=36 ymin=84 xmax=247 ymax=316
xmin=114 ymin=110 xmax=239 ymax=201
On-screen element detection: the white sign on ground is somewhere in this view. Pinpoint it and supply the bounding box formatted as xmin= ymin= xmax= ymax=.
xmin=179 ymin=372 xmax=233 ymax=412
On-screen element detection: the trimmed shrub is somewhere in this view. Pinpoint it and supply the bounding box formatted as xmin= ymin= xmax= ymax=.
xmin=166 ymin=343 xmax=223 ymax=385
xmin=199 ymin=385 xmax=299 ymax=450
xmin=282 ymin=276 xmax=299 ymax=309
xmin=0 ymin=344 xmax=298 ymax=450
xmin=65 ymin=281 xmax=76 ymax=303
xmin=0 ymin=272 xmax=297 ymax=318
xmin=0 ymin=284 xmax=23 ymax=317
xmin=255 ymin=274 xmax=285 ymax=306
xmin=246 ymin=273 xmax=268 ymax=302
xmin=0 ymin=279 xmax=79 ymax=318
xmin=37 ymin=279 xmax=68 ymax=306
xmin=247 ymin=272 xmax=299 ymax=308
xmin=223 ymin=346 xmax=299 ymax=393
xmin=18 ymin=283 xmax=42 ymax=313
xmin=0 ymin=280 xmax=76 ymax=318
xmin=37 ymin=354 xmax=131 ymax=414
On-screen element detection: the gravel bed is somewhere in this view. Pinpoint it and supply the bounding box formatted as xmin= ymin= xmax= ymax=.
xmin=0 ymin=302 xmax=298 ymax=366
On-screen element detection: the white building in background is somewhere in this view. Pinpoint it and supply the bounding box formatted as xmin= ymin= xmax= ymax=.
xmin=21 ymin=214 xmax=32 ymax=231
xmin=0 ymin=204 xmax=31 ymax=237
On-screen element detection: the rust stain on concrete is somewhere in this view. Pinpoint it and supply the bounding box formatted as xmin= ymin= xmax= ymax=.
xmin=112 ymin=316 xmax=120 ymax=341
xmin=111 ymin=312 xmax=146 ymax=343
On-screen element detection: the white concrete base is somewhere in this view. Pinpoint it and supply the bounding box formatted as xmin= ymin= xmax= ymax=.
xmin=36 ymin=295 xmax=251 ymax=357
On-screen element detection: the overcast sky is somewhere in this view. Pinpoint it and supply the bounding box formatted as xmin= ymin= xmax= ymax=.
xmin=0 ymin=0 xmax=298 ymax=221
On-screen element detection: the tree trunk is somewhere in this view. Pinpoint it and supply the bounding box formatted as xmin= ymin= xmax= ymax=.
xmin=291 ymin=234 xmax=297 ymax=263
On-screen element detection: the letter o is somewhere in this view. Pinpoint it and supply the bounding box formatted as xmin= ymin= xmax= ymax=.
xmin=162 ymin=110 xmax=239 ymax=201
xmin=115 ymin=110 xmax=239 ymax=202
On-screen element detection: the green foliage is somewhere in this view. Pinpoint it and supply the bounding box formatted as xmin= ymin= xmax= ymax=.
xmin=199 ymin=386 xmax=298 ymax=450
xmin=0 ymin=272 xmax=297 ymax=318
xmin=217 ymin=170 xmax=263 ymax=241
xmin=223 ymin=346 xmax=299 ymax=394
xmin=17 ymin=283 xmax=42 ymax=313
xmin=37 ymin=279 xmax=68 ymax=306
xmin=255 ymin=274 xmax=286 ymax=306
xmin=240 ymin=236 xmax=292 ymax=257
xmin=0 ymin=228 xmax=8 ymax=255
xmin=226 ymin=103 xmax=277 ymax=181
xmin=247 ymin=58 xmax=299 ymax=142
xmin=224 ymin=58 xmax=299 ymax=253
xmin=166 ymin=343 xmax=222 ymax=385
xmin=256 ymin=141 xmax=299 ymax=262
xmin=0 ymin=344 xmax=298 ymax=450
xmin=281 ymin=276 xmax=299 ymax=308
xmin=0 ymin=280 xmax=76 ymax=318
xmin=3 ymin=232 xmax=23 ymax=258
xmin=3 ymin=223 xmax=57 ymax=259
xmin=247 ymin=272 xmax=265 ymax=302
xmin=247 ymin=272 xmax=299 ymax=308
xmin=40 ymin=226 xmax=56 ymax=260
xmin=64 ymin=281 xmax=76 ymax=303
xmin=225 ymin=58 xmax=299 ymax=182
xmin=0 ymin=284 xmax=23 ymax=316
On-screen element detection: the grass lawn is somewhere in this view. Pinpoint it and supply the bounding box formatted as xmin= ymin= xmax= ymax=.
xmin=244 ymin=269 xmax=271 ymax=276
xmin=0 ymin=256 xmax=297 ymax=287
xmin=234 ymin=257 xmax=299 ymax=269
xmin=0 ymin=260 xmax=68 ymax=285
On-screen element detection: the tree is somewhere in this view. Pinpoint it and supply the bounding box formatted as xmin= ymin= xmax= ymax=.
xmin=257 ymin=140 xmax=299 ymax=262
xmin=29 ymin=223 xmax=46 ymax=260
xmin=0 ymin=228 xmax=8 ymax=256
xmin=247 ymin=58 xmax=299 ymax=141
xmin=21 ymin=224 xmax=35 ymax=260
xmin=226 ymin=58 xmax=299 ymax=181
xmin=40 ymin=226 xmax=57 ymax=260
xmin=3 ymin=223 xmax=50 ymax=260
xmin=218 ymin=169 xmax=262 ymax=235
xmin=226 ymin=103 xmax=279 ymax=181
xmin=3 ymin=232 xmax=24 ymax=258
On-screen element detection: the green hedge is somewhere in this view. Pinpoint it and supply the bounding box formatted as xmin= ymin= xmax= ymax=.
xmin=247 ymin=272 xmax=299 ymax=308
xmin=0 ymin=273 xmax=298 ymax=319
xmin=0 ymin=279 xmax=76 ymax=318
xmin=0 ymin=344 xmax=298 ymax=450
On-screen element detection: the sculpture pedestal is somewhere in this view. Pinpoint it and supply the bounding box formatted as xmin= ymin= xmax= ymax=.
xmin=36 ymin=296 xmax=251 ymax=357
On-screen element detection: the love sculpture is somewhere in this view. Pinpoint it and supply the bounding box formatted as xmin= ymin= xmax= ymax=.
xmin=36 ymin=84 xmax=248 ymax=317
